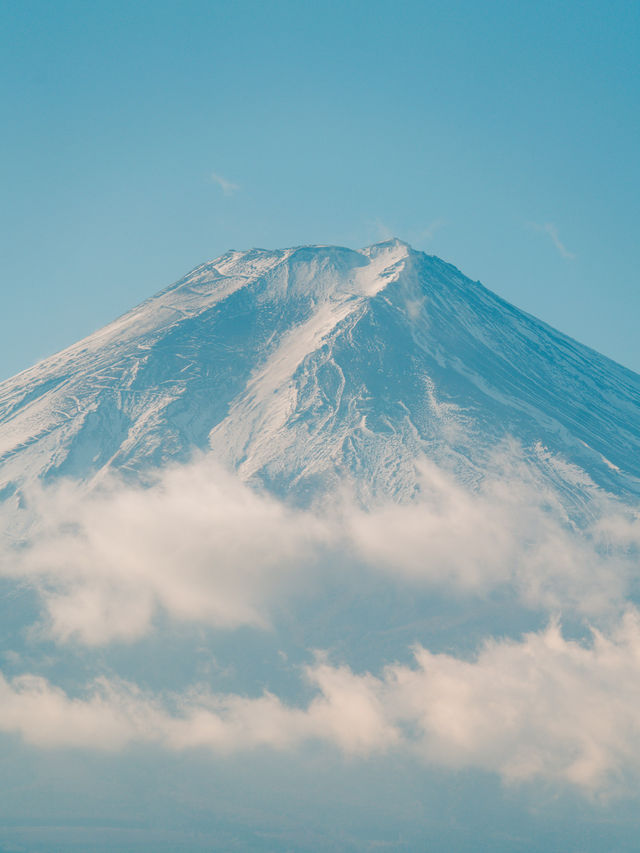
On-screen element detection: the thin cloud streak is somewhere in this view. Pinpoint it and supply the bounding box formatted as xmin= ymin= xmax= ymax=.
xmin=529 ymin=221 xmax=576 ymax=260
xmin=211 ymin=171 xmax=240 ymax=196
xmin=373 ymin=219 xmax=394 ymax=241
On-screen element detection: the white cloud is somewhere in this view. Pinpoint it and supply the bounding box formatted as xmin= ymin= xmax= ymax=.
xmin=383 ymin=609 xmax=640 ymax=790
xmin=529 ymin=221 xmax=576 ymax=260
xmin=347 ymin=455 xmax=634 ymax=616
xmin=2 ymin=456 xmax=331 ymax=644
xmin=0 ymin=659 xmax=396 ymax=757
xmin=210 ymin=171 xmax=240 ymax=196
xmin=3 ymin=613 xmax=640 ymax=792
xmin=1 ymin=445 xmax=639 ymax=793
xmin=1 ymin=446 xmax=638 ymax=645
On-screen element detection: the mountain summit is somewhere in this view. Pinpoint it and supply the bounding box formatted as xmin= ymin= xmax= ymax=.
xmin=1 ymin=241 xmax=639 ymax=506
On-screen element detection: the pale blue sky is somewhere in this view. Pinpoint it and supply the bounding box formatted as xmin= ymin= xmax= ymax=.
xmin=1 ymin=0 xmax=638 ymax=380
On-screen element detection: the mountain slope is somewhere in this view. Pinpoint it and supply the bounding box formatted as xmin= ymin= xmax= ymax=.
xmin=1 ymin=239 xmax=639 ymax=506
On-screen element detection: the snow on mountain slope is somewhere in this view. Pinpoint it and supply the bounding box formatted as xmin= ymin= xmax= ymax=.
xmin=0 ymin=239 xmax=639 ymax=508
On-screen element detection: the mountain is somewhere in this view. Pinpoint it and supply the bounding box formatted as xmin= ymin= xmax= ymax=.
xmin=1 ymin=239 xmax=639 ymax=510
xmin=2 ymin=240 xmax=640 ymax=853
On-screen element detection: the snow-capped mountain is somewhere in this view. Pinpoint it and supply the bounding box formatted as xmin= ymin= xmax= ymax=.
xmin=1 ymin=239 xmax=639 ymax=506
xmin=3 ymin=240 xmax=640 ymax=852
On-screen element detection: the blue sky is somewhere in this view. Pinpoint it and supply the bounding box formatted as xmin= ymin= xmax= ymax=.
xmin=1 ymin=0 xmax=639 ymax=381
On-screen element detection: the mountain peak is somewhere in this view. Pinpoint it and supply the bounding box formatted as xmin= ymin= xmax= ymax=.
xmin=365 ymin=236 xmax=412 ymax=251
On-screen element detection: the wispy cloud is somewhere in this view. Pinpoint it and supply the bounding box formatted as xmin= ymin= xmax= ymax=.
xmin=373 ymin=219 xmax=394 ymax=241
xmin=529 ymin=221 xmax=576 ymax=260
xmin=417 ymin=218 xmax=447 ymax=242
xmin=210 ymin=171 xmax=240 ymax=196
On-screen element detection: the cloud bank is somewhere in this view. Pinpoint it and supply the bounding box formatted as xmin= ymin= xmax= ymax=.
xmin=1 ymin=449 xmax=638 ymax=644
xmin=3 ymin=612 xmax=640 ymax=791
xmin=0 ymin=447 xmax=639 ymax=795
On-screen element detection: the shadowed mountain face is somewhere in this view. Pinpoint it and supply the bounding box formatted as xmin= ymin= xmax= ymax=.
xmin=1 ymin=239 xmax=638 ymax=506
